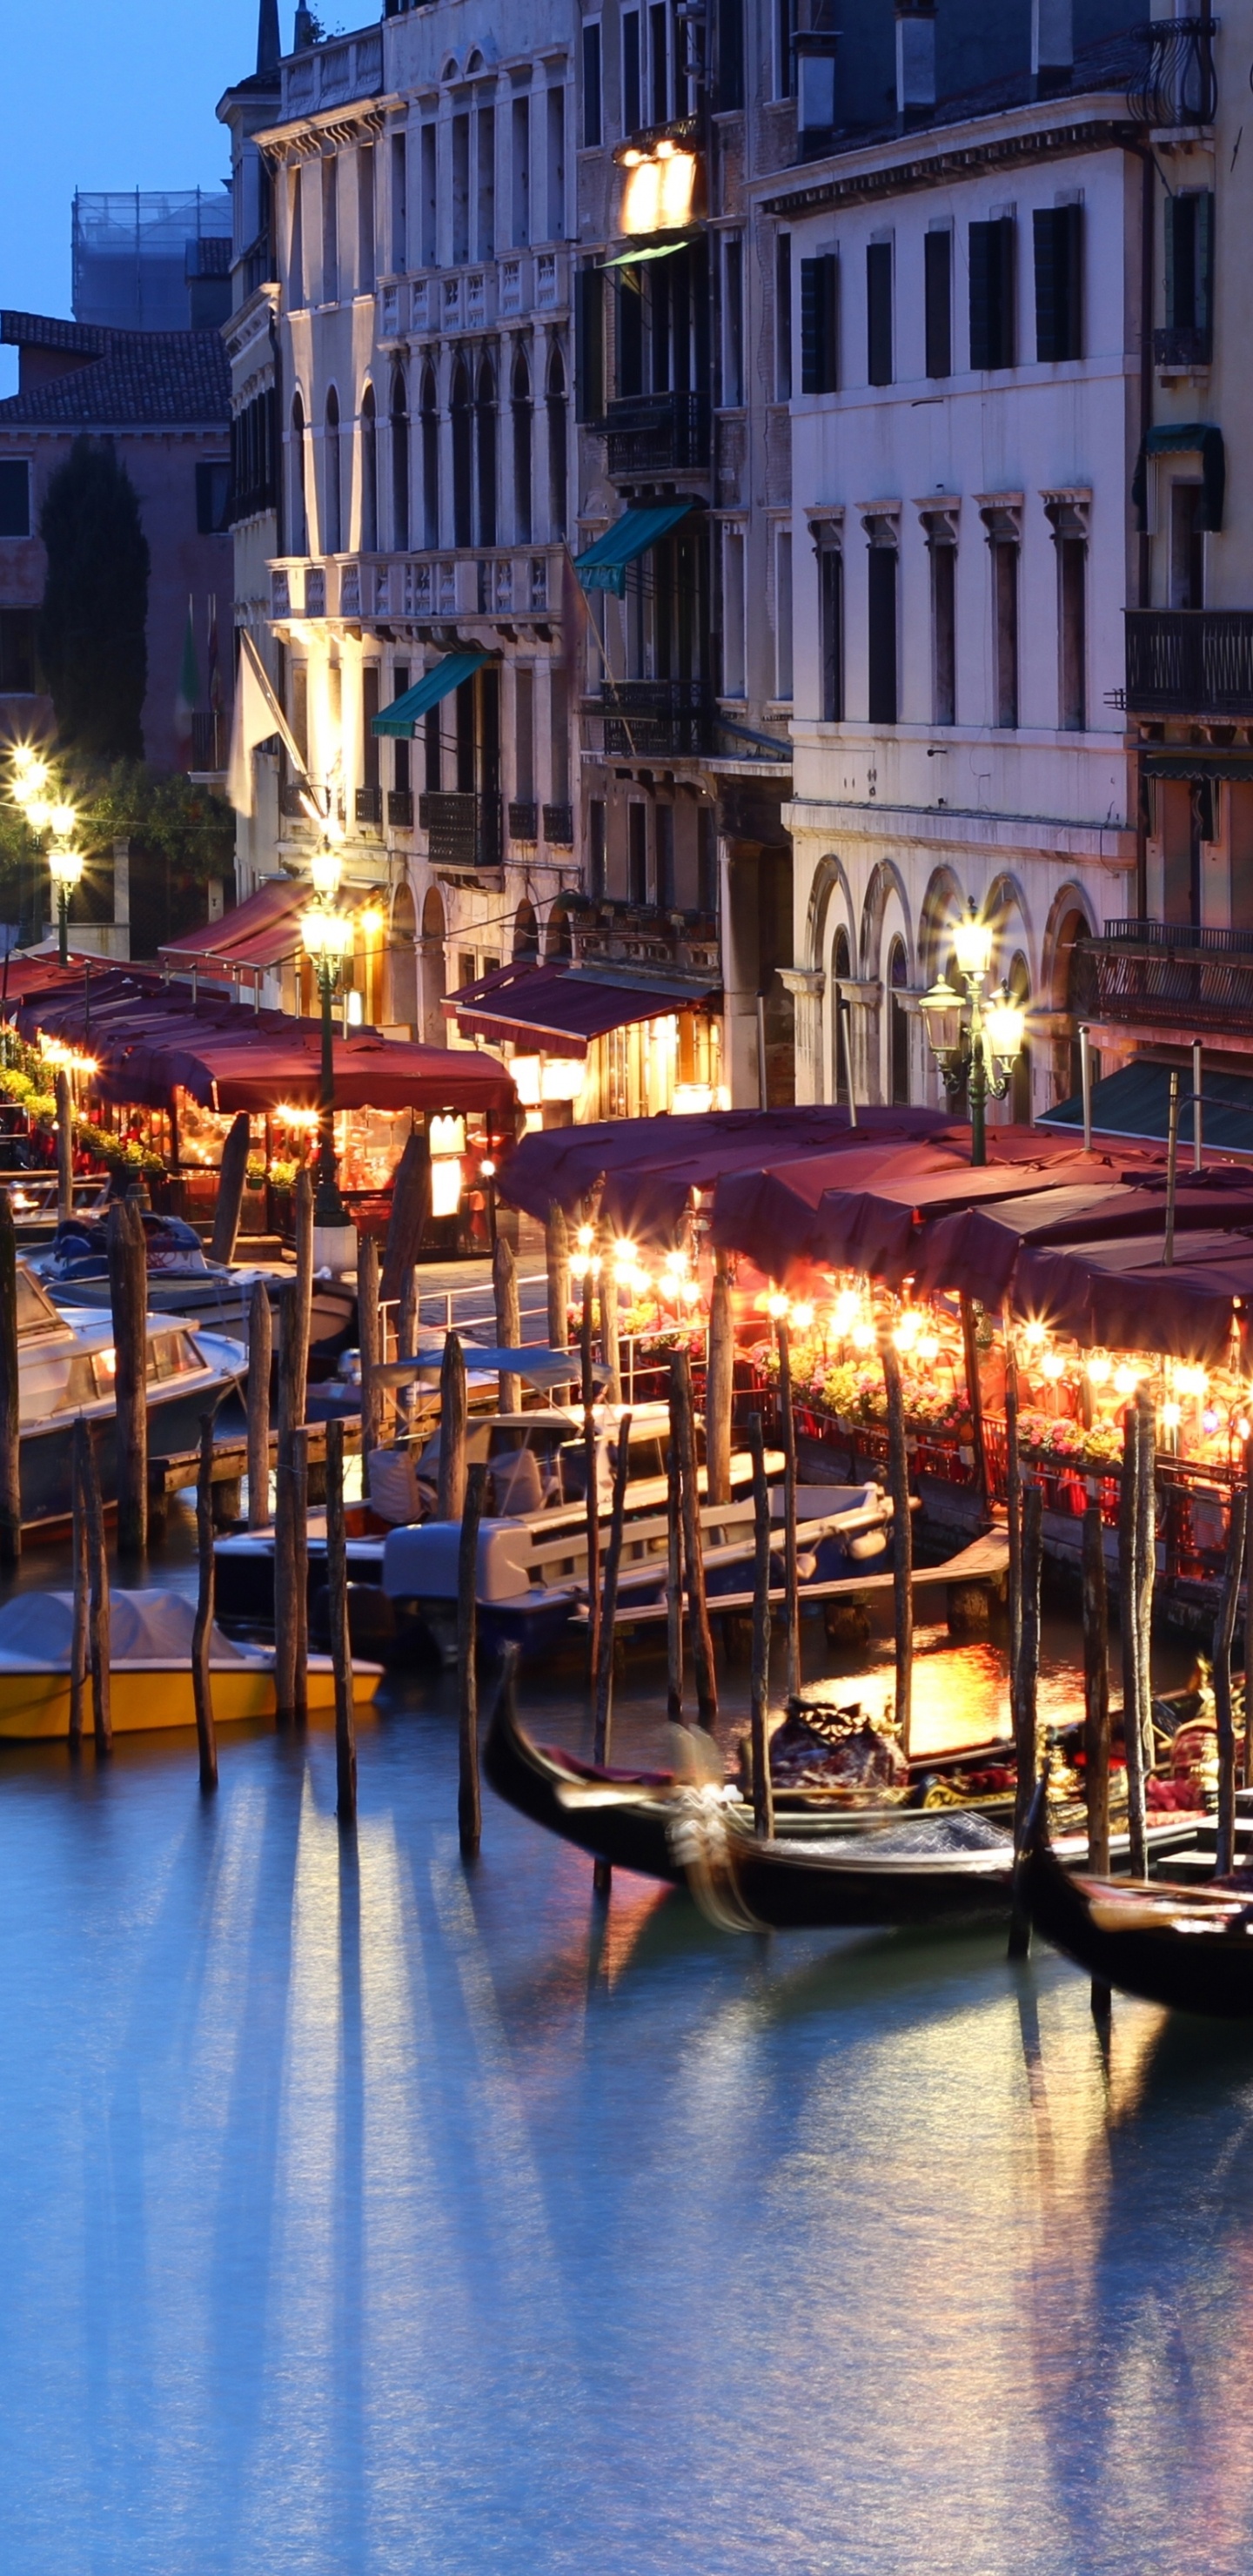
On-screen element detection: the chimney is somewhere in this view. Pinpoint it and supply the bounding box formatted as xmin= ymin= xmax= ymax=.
xmin=895 ymin=0 xmax=936 ymax=131
xmin=1031 ymin=0 xmax=1072 ymax=97
xmin=257 ymin=0 xmax=280 ymax=75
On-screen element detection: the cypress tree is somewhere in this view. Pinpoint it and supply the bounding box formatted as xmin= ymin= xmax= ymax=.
xmin=37 ymin=438 xmax=150 ymax=761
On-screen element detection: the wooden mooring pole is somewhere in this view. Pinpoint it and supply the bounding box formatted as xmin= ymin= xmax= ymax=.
xmin=1082 ymin=1497 xmax=1112 ymax=2020
xmin=1008 ymin=1480 xmax=1042 ymax=1959
xmin=437 ymin=1330 xmax=467 ymax=1522
xmin=358 ymin=1233 xmax=383 ymax=1460
xmin=592 ymin=1419 xmax=633 ymax=1898
xmin=108 ymin=1193 xmax=148 ymax=1561
xmin=69 ymin=1417 xmax=90 ymax=1753
xmin=881 ymin=1330 xmax=914 ymax=1760
xmin=775 ymin=1318 xmax=801 ymax=1703
xmin=246 ymin=1279 xmax=272 ymax=1531
xmin=493 ymin=1234 xmax=522 ymax=1415
xmin=458 ymin=1460 xmax=487 ymax=1858
xmin=1118 ymin=1407 xmax=1148 ymax=1878
xmin=671 ymin=1349 xmax=718 ymax=1729
xmin=705 ymin=1253 xmax=734 ymax=1511
xmin=546 ymin=1202 xmax=570 ymax=1350
xmin=325 ymin=1416 xmax=357 ymax=1824
xmin=82 ymin=1424 xmax=111 ymax=1752
xmin=580 ymin=1272 xmax=600 ymax=1687
xmin=211 ymin=1112 xmax=251 ymax=1265
xmin=1002 ymin=1306 xmax=1023 ymax=1742
xmin=191 ymin=1412 xmax=218 ymax=1792
xmin=0 ymin=1192 xmax=21 ymax=1566
xmin=666 ymin=1434 xmax=683 ymax=1721
xmin=273 ymin=1279 xmax=304 ymax=1724
xmin=1214 ymin=1486 xmax=1247 ymax=1878
xmin=55 ymin=1070 xmax=73 ymax=1225
xmin=749 ymin=1412 xmax=774 ymax=1841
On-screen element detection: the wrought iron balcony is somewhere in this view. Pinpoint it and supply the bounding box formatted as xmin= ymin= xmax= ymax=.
xmin=190 ymin=713 xmax=225 ymax=773
xmin=1154 ymin=322 xmax=1212 ymax=369
xmin=1125 ymin=611 xmax=1253 ymax=717
xmin=1072 ymin=920 xmax=1253 ymax=1037
xmin=386 ymin=789 xmax=413 ymax=828
xmin=355 ymin=785 xmax=382 ymax=827
xmin=419 ymin=790 xmax=503 ymax=875
xmin=600 ymin=680 xmax=715 ymax=759
xmin=543 ymin=803 xmax=574 ymax=847
xmin=1127 ymin=17 xmax=1217 ymax=126
xmin=601 ymin=392 xmax=711 ymax=481
xmin=508 ymin=800 xmax=539 ymax=842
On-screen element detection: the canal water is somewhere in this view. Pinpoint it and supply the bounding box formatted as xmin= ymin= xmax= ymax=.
xmin=0 ymin=1511 xmax=1245 ymax=2575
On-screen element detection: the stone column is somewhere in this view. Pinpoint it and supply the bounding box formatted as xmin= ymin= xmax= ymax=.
xmin=778 ymin=966 xmax=826 ymax=1104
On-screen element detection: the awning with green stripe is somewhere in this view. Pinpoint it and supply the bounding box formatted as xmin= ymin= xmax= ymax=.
xmin=573 ymin=502 xmax=693 ymax=596
xmin=600 ymin=235 xmax=696 ymax=269
xmin=372 ymin=649 xmax=489 ymax=737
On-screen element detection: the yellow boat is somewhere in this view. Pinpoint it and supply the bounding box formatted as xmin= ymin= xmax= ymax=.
xmin=0 ymin=1590 xmax=380 ymax=1741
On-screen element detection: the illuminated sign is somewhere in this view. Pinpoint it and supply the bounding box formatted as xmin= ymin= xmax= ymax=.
xmin=620 ymin=140 xmax=698 ymax=236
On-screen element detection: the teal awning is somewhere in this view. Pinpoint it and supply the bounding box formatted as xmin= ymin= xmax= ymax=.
xmin=1131 ymin=423 xmax=1225 ymax=532
xmin=1041 ymin=1060 xmax=1253 ymax=1155
xmin=372 ymin=649 xmax=489 ymax=737
xmin=573 ymin=502 xmax=694 ymax=597
xmin=600 ymin=235 xmax=696 ymax=270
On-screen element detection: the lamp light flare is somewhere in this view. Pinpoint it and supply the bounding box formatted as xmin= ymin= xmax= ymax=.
xmin=789 ymin=1300 xmax=814 ymax=1333
xmin=951 ymin=898 xmax=995 ymax=983
xmin=1113 ymin=1365 xmax=1138 ymax=1398
xmin=1085 ymin=1352 xmax=1112 ymax=1387
xmin=1041 ymin=1350 xmax=1067 ymax=1382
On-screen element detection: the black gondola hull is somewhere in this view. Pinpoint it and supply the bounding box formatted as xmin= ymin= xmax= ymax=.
xmin=1023 ymin=1841 xmax=1253 ymax=2018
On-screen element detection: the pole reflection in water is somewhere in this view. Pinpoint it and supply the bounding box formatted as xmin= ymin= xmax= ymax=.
xmin=0 ymin=1580 xmax=1246 ymax=2573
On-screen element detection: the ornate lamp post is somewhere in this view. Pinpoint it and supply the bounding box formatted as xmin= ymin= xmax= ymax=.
xmin=300 ymin=839 xmax=353 ymax=1234
xmin=918 ymin=899 xmax=1027 ymax=1167
xmin=46 ymin=816 xmax=84 ymax=967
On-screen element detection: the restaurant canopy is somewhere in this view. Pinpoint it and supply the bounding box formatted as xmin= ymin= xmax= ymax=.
xmin=157 ymin=877 xmax=309 ymax=976
xmin=444 ymin=958 xmax=720 ymax=1063
xmin=15 ymin=973 xmax=515 ymax=1117
xmin=499 ymin=1105 xmax=948 ymax=1239
xmin=1014 ymin=1229 xmax=1253 ymax=1366
xmin=709 ymin=1128 xmax=1092 ymax=1278
xmin=913 ymin=1170 xmax=1253 ymax=1305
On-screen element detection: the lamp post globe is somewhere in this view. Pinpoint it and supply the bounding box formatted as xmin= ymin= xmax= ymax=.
xmin=920 ymin=909 xmax=1028 ymax=1166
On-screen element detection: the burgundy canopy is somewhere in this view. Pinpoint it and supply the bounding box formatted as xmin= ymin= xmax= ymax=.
xmin=806 ymin=1149 xmax=1134 ymax=1287
xmin=445 ymin=958 xmax=719 ymax=1061
xmin=709 ymin=1137 xmax=965 ymax=1275
xmin=16 ymin=973 xmax=515 ymax=1117
xmin=1014 ymin=1230 xmax=1253 ymax=1365
xmin=499 ymin=1106 xmax=949 ymax=1240
xmin=913 ymin=1174 xmax=1253 ymax=1306
xmin=157 ymin=879 xmax=308 ymax=974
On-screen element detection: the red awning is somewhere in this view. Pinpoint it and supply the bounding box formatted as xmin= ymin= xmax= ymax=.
xmin=1014 ymin=1230 xmax=1253 ymax=1365
xmin=445 ymin=959 xmax=719 ymax=1060
xmin=157 ymin=879 xmax=309 ymax=975
xmin=499 ymin=1105 xmax=949 ymax=1238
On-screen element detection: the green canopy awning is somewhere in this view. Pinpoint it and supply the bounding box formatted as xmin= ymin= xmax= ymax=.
xmin=600 ymin=235 xmax=696 ymax=269
xmin=573 ymin=502 xmax=694 ymax=597
xmin=1040 ymin=1060 xmax=1253 ymax=1154
xmin=1131 ymin=423 xmax=1225 ymax=532
xmin=372 ymin=649 xmax=489 ymax=737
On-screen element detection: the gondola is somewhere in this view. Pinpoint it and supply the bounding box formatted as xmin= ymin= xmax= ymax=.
xmin=482 ymin=1667 xmax=1199 ymax=1931
xmin=1022 ymin=1827 xmax=1253 ymax=2018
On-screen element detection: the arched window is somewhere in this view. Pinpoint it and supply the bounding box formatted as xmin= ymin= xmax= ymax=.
xmin=290 ymin=392 xmax=309 ymax=553
xmin=390 ymin=366 xmax=409 ymax=552
xmin=360 ymin=384 xmax=377 ymax=551
xmin=888 ymin=936 xmax=910 ymax=1107
xmin=513 ymin=897 xmax=539 ymax=960
xmin=1008 ymin=950 xmax=1032 ymax=1125
xmin=511 ymin=350 xmax=533 ymax=545
xmin=832 ymin=923 xmax=851 ymax=1104
xmin=420 ymin=883 xmax=447 ymax=1043
xmin=475 ymin=355 xmax=498 ymax=547
xmin=325 ymin=386 xmax=342 ymax=553
xmin=546 ymin=347 xmax=566 ymax=539
xmin=420 ymin=364 xmax=439 ymax=548
xmin=546 ymin=899 xmax=574 ymax=961
xmin=451 ymin=359 xmax=472 ymax=547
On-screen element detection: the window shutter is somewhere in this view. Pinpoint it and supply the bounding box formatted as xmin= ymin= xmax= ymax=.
xmin=968 ymin=220 xmax=992 ymax=370
xmin=1163 ymin=194 xmax=1178 ymax=329
xmin=581 ymin=23 xmax=602 ymax=148
xmin=574 ymin=265 xmax=604 ymax=421
xmin=924 ymin=229 xmax=951 ymax=378
xmin=1196 ymin=190 xmax=1215 ymax=351
xmin=800 ymin=254 xmax=836 ymax=393
xmin=1033 ymin=207 xmax=1059 ymax=363
xmin=993 ymin=217 xmax=1015 ymax=367
xmin=867 ymin=241 xmax=892 ymax=386
xmin=1062 ymin=203 xmax=1083 ymax=359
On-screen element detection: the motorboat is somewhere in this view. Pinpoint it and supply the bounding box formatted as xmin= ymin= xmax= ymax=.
xmin=33 ymin=1212 xmax=356 ymax=1368
xmin=12 ymin=1263 xmax=247 ymax=1527
xmin=0 ymin=1587 xmax=379 ymax=1739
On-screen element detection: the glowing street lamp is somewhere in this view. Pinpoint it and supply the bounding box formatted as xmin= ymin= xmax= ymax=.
xmin=47 ymin=823 xmax=83 ymax=966
xmin=918 ymin=899 xmax=1027 ymax=1167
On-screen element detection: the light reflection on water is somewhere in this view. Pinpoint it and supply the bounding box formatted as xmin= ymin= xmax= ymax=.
xmin=0 ymin=1528 xmax=1244 ymax=2572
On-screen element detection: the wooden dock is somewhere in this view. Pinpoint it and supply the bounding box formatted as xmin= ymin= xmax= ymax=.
xmin=572 ymin=1530 xmax=1009 ymax=1635
xmin=148 ymin=1416 xmax=364 ymax=1526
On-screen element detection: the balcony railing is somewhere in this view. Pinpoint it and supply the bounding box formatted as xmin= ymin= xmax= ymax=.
xmin=600 ymin=680 xmax=716 ymax=759
xmin=1127 ymin=17 xmax=1217 ymax=125
xmin=601 ymin=392 xmax=711 ymax=481
xmin=1125 ymin=611 xmax=1253 ymax=717
xmin=542 ymin=803 xmax=574 ymax=847
xmin=190 ymin=713 xmax=225 ymax=773
xmin=508 ymin=801 xmax=539 ymax=842
xmin=355 ymin=785 xmax=382 ymax=827
xmin=1073 ymin=921 xmax=1253 ymax=1036
xmin=386 ymin=789 xmax=413 ymax=828
xmin=419 ymin=790 xmax=503 ymax=875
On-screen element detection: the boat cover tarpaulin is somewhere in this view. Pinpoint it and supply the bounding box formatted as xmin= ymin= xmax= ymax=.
xmin=15 ymin=972 xmax=516 ymax=1116
xmin=1014 ymin=1230 xmax=1253 ymax=1365
xmin=157 ymin=878 xmax=309 ymax=973
xmin=444 ymin=958 xmax=718 ymax=1061
xmin=499 ymin=1105 xmax=948 ymax=1238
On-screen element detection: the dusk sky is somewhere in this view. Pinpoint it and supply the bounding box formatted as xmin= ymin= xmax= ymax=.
xmin=0 ymin=0 xmax=294 ymax=389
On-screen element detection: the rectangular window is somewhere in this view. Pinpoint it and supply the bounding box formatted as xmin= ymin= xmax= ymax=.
xmin=477 ymin=107 xmax=496 ymax=259
xmin=924 ymin=226 xmax=951 ymax=378
xmin=776 ymin=232 xmax=792 ymax=397
xmin=0 ymin=461 xmax=31 ymax=539
xmin=722 ymin=528 xmax=746 ymax=694
xmin=968 ymin=215 xmax=1015 ymax=370
xmin=550 ymin=666 xmax=569 ymax=804
xmin=0 ymin=609 xmax=37 ymax=694
xmin=697 ymin=804 xmax=717 ymax=914
xmin=655 ymin=805 xmax=675 ymax=909
xmin=723 ymin=235 xmax=744 ymax=405
xmin=1033 ymin=202 xmax=1082 ymax=361
xmin=628 ymin=802 xmax=647 ymax=903
xmin=546 ymin=88 xmax=565 ymax=242
xmin=622 ymin=11 xmax=641 ymax=134
xmin=589 ymin=797 xmax=607 ymax=898
xmin=867 ymin=238 xmax=893 ymax=386
xmin=1164 ymin=190 xmax=1215 ymax=358
xmin=776 ymin=0 xmax=797 ymax=97
xmin=799 ymin=252 xmax=838 ymax=393
xmin=357 ymin=144 xmax=376 ymax=290
xmin=582 ymin=23 xmax=603 ymax=147
xmin=512 ymin=97 xmax=531 ymax=247
xmin=575 ymin=264 xmax=606 ymax=419
xmin=717 ymin=0 xmax=744 ymax=110
xmin=452 ymin=116 xmax=470 ymax=264
xmin=616 ymin=272 xmax=644 ymax=396
xmin=321 ymin=155 xmax=338 ymax=300
xmin=391 ymin=664 xmax=410 ymax=796
xmin=649 ymin=1 xmax=668 ymax=124
xmin=867 ymin=544 xmax=898 ymax=724
xmin=458 ymin=951 xmax=476 ymax=993
xmin=424 ymin=706 xmax=440 ymax=793
xmin=195 ymin=460 xmax=231 ymax=533
xmin=1058 ymin=536 xmax=1086 ymax=729
xmin=775 ymin=529 xmax=794 ymax=700
xmin=388 ymin=136 xmax=405 ymax=274
xmin=289 ymin=166 xmax=305 ymax=304
xmin=820 ymin=546 xmax=842 ymax=721
xmin=1170 ymin=480 xmax=1205 ymax=608
xmin=363 ymin=666 xmax=380 ymax=792
xmin=420 ymin=125 xmax=437 ymax=265
xmin=992 ymin=541 xmax=1019 ymax=726
xmin=931 ymin=539 xmax=955 ymax=724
